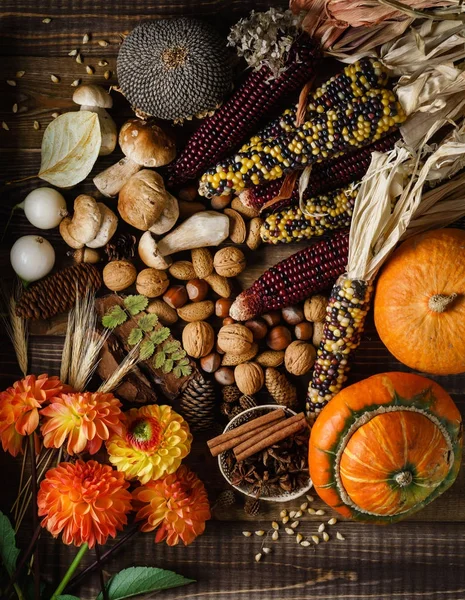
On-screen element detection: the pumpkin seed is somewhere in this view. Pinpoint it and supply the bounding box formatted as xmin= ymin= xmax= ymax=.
xmin=295 ymin=510 xmax=303 ymax=518
xmin=308 ymin=508 xmax=316 ymax=515
xmin=98 ymin=40 xmax=109 ymax=47
xmin=262 ymin=547 xmax=271 ymax=554
xmin=290 ymin=521 xmax=299 ymax=529
xmin=318 ymin=524 xmax=325 ymax=533
xmin=104 ymin=70 xmax=112 ymax=80
xmin=336 ymin=531 xmax=345 ymax=541
xmin=296 ymin=533 xmax=303 ymax=543
xmin=282 ymin=516 xmax=289 ymax=524
xmin=255 ymin=553 xmax=262 ymax=562
xmin=289 ymin=511 xmax=296 ymax=518
xmin=315 ymin=509 xmax=326 ymax=516
xmin=255 ymin=530 xmax=265 ymax=537
xmin=322 ymin=532 xmax=330 ymax=542
xmin=328 ymin=518 xmax=337 ymax=525
xmin=271 ymin=521 xmax=279 ymax=530
xmin=15 ymin=71 xmax=25 ymax=78
xmin=300 ymin=502 xmax=308 ymax=511
xmin=42 ymin=17 xmax=52 ymax=23
xmin=82 ymin=33 xmax=90 ymax=44
xmin=285 ymin=528 xmax=295 ymax=535
xmin=300 ymin=540 xmax=311 ymax=547
xmin=68 ymin=49 xmax=78 ymax=56
xmin=2 ymin=121 xmax=9 ymax=131
xmin=98 ymin=59 xmax=109 ymax=67
xmin=12 ymin=103 xmax=18 ymax=113
xmin=271 ymin=531 xmax=279 ymax=541
xmin=33 ymin=120 xmax=40 ymax=130
xmin=6 ymin=80 xmax=16 ymax=87
xmin=86 ymin=66 xmax=95 ymax=75
xmin=311 ymin=535 xmax=320 ymax=545
xmin=306 ymin=495 xmax=315 ymax=502
xmin=242 ymin=531 xmax=252 ymax=537
xmin=71 ymin=79 xmax=81 ymax=87
xmin=51 ymin=112 xmax=60 ymax=118
xmin=50 ymin=74 xmax=60 ymax=83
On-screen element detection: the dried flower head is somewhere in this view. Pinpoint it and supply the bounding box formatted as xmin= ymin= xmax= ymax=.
xmin=133 ymin=465 xmax=210 ymax=546
xmin=106 ymin=405 xmax=192 ymax=483
xmin=38 ymin=460 xmax=132 ymax=548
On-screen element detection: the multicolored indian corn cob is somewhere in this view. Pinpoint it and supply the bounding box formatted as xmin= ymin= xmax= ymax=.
xmin=238 ymin=130 xmax=401 ymax=213
xmin=229 ymin=230 xmax=349 ymax=321
xmin=306 ymin=276 xmax=373 ymax=417
xmin=166 ymin=34 xmax=319 ymax=187
xmin=199 ymin=88 xmax=406 ymax=198
xmin=261 ymin=185 xmax=358 ymax=244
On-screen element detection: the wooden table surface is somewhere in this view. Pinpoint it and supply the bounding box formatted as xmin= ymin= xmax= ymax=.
xmin=1 ymin=2 xmax=465 ymax=599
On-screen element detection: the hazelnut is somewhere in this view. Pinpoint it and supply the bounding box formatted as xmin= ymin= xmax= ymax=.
xmin=217 ymin=323 xmax=254 ymax=355
xmin=211 ymin=194 xmax=231 ymax=210
xmin=186 ymin=278 xmax=209 ymax=302
xmin=282 ymin=305 xmax=304 ymax=326
xmin=182 ymin=321 xmax=215 ymax=358
xmin=262 ymin=311 xmax=281 ymax=327
xmin=163 ymin=285 xmax=188 ymax=309
xmin=178 ymin=184 xmax=197 ymax=202
xmin=295 ymin=322 xmax=313 ymax=341
xmin=304 ymin=295 xmax=327 ymax=323
xmin=200 ymin=352 xmax=221 ymax=373
xmin=312 ymin=321 xmax=325 ymax=347
xmin=234 ymin=362 xmax=264 ymax=396
xmin=215 ymin=298 xmax=233 ymax=318
xmin=213 ymin=247 xmax=246 ymax=278
xmin=266 ymin=325 xmax=292 ymax=351
xmin=245 ymin=318 xmax=268 ymax=341
xmin=214 ymin=366 xmax=235 ymax=386
xmin=103 ymin=260 xmax=137 ymax=292
xmin=223 ymin=317 xmax=235 ymax=326
xmin=285 ymin=341 xmax=316 ymax=376
xmin=136 ymin=268 xmax=170 ymax=298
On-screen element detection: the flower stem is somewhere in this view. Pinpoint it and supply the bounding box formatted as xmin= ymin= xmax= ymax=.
xmin=50 ymin=543 xmax=89 ymax=600
xmin=28 ymin=435 xmax=40 ymax=600
xmin=13 ymin=582 xmax=26 ymax=600
xmin=95 ymin=544 xmax=109 ymax=600
xmin=4 ymin=524 xmax=42 ymax=598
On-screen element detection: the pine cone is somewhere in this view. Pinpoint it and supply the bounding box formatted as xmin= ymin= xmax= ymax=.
xmin=239 ymin=395 xmax=256 ymax=411
xmin=104 ymin=233 xmax=136 ymax=261
xmin=222 ymin=385 xmax=241 ymax=404
xmin=229 ymin=405 xmax=243 ymax=420
xmin=15 ymin=264 xmax=102 ymax=320
xmin=244 ymin=496 xmax=261 ymax=517
xmin=265 ymin=368 xmax=297 ymax=409
xmin=179 ymin=375 xmax=216 ymax=431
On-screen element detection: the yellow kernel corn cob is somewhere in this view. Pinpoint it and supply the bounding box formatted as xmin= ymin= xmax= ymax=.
xmin=260 ymin=185 xmax=358 ymax=244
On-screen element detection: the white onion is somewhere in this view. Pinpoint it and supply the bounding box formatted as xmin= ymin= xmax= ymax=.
xmin=23 ymin=187 xmax=68 ymax=229
xmin=10 ymin=236 xmax=55 ymax=282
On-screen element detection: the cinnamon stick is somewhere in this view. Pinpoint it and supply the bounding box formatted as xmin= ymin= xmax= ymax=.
xmin=209 ymin=417 xmax=285 ymax=457
xmin=207 ymin=408 xmax=285 ymax=450
xmin=235 ymin=416 xmax=307 ymax=462
xmin=233 ymin=413 xmax=305 ymax=457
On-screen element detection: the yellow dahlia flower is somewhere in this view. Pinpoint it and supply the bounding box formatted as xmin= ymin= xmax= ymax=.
xmin=106 ymin=405 xmax=192 ymax=483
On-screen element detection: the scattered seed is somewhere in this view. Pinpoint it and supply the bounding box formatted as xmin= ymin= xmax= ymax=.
xmin=82 ymin=33 xmax=90 ymax=44
xmin=282 ymin=516 xmax=289 ymax=524
xmin=306 ymin=495 xmax=315 ymax=502
xmin=311 ymin=535 xmax=320 ymax=545
xmin=71 ymin=79 xmax=81 ymax=87
xmin=271 ymin=521 xmax=279 ymax=530
xmin=12 ymin=103 xmax=18 ymax=113
xmin=315 ymin=509 xmax=326 ymax=516
xmin=98 ymin=39 xmax=109 ymax=47
xmin=15 ymin=71 xmax=25 ymax=78
xmin=322 ymin=532 xmax=330 ymax=542
xmin=255 ymin=553 xmax=262 ymax=562
xmin=51 ymin=74 xmax=60 ymax=83
xmin=301 ymin=540 xmax=311 ymax=547
xmin=271 ymin=531 xmax=279 ymax=541
xmin=290 ymin=521 xmax=299 ymax=529
xmin=289 ymin=511 xmax=296 ymax=518
xmin=51 ymin=112 xmax=60 ymax=118
xmin=76 ymin=54 xmax=83 ymax=64
xmin=308 ymin=508 xmax=316 ymax=515
xmin=42 ymin=17 xmax=52 ymax=23
xmin=262 ymin=547 xmax=271 ymax=554
xmin=33 ymin=120 xmax=40 ymax=130
xmin=104 ymin=70 xmax=112 ymax=80
xmin=242 ymin=531 xmax=252 ymax=537
xmin=296 ymin=533 xmax=303 ymax=543
xmin=318 ymin=524 xmax=325 ymax=533
xmin=68 ymin=49 xmax=78 ymax=56
xmin=328 ymin=518 xmax=337 ymax=526
xmin=98 ymin=59 xmax=109 ymax=66
xmin=86 ymin=65 xmax=95 ymax=75
xmin=2 ymin=121 xmax=9 ymax=131
xmin=300 ymin=502 xmax=308 ymax=511
xmin=295 ymin=511 xmax=303 ymax=518
xmin=255 ymin=530 xmax=265 ymax=537
xmin=336 ymin=532 xmax=345 ymax=541
xmin=285 ymin=528 xmax=295 ymax=535
xmin=6 ymin=80 xmax=16 ymax=87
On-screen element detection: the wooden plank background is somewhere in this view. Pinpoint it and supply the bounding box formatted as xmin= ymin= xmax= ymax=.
xmin=1 ymin=2 xmax=465 ymax=599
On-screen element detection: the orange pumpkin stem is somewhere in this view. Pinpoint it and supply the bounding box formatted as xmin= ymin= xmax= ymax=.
xmin=428 ymin=293 xmax=457 ymax=313
xmin=394 ymin=471 xmax=413 ymax=487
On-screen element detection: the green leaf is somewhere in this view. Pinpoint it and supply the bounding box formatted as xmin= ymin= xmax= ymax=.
xmin=56 ymin=596 xmax=81 ymax=600
xmin=127 ymin=327 xmax=143 ymax=346
xmin=139 ymin=340 xmax=155 ymax=361
xmin=173 ymin=366 xmax=182 ymax=378
xmin=102 ymin=305 xmax=127 ymax=329
xmin=154 ymin=351 xmax=166 ymax=369
xmin=163 ymin=340 xmax=180 ymax=354
xmin=138 ymin=314 xmax=158 ymax=332
xmin=0 ymin=511 xmax=20 ymax=577
xmin=150 ymin=327 xmax=170 ymax=345
xmin=124 ymin=295 xmax=149 ymax=316
xmin=162 ymin=359 xmax=174 ymax=374
xmin=178 ymin=357 xmax=190 ymax=366
xmin=171 ymin=350 xmax=187 ymax=361
xmin=96 ymin=566 xmax=194 ymax=600
xmin=180 ymin=365 xmax=192 ymax=377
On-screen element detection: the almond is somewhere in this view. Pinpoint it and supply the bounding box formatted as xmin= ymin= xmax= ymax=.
xmin=205 ymin=273 xmax=232 ymax=298
xmin=256 ymin=350 xmax=285 ymax=367
xmin=224 ymin=208 xmax=246 ymax=244
xmin=246 ymin=217 xmax=263 ymax=251
xmin=231 ymin=197 xmax=259 ymax=219
xmin=191 ymin=247 xmax=214 ymax=279
xmin=177 ymin=300 xmax=215 ymax=322
xmin=169 ymin=261 xmax=197 ymax=280
xmin=146 ymin=299 xmax=178 ymax=325
xmin=221 ymin=343 xmax=258 ymax=366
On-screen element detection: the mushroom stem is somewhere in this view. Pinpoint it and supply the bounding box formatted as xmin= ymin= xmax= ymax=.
xmin=80 ymin=106 xmax=117 ymax=156
xmin=428 ymin=293 xmax=458 ymax=313
xmin=93 ymin=157 xmax=141 ymax=197
xmin=394 ymin=471 xmax=413 ymax=487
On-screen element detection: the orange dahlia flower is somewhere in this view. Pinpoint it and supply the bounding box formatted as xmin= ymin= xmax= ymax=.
xmin=40 ymin=391 xmax=124 ymax=455
xmin=0 ymin=374 xmax=70 ymax=456
xmin=38 ymin=459 xmax=132 ymax=548
xmin=106 ymin=405 xmax=192 ymax=484
xmin=133 ymin=465 xmax=211 ymax=546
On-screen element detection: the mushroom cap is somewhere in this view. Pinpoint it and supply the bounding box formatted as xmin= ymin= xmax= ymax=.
xmin=118 ymin=170 xmax=168 ymax=231
xmin=119 ymin=119 xmax=176 ymax=167
xmin=72 ymin=84 xmax=113 ymax=108
xmin=138 ymin=231 xmax=172 ymax=270
xmin=149 ymin=191 xmax=179 ymax=235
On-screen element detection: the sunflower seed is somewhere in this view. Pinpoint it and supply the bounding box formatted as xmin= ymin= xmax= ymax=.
xmin=2 ymin=121 xmax=9 ymax=131
xmin=318 ymin=524 xmax=325 ymax=533
xmin=311 ymin=535 xmax=320 ymax=545
xmin=295 ymin=510 xmax=303 ymax=518
xmin=82 ymin=33 xmax=90 ymax=44
xmin=242 ymin=531 xmax=252 ymax=537
xmin=51 ymin=112 xmax=60 ymax=118
xmin=255 ymin=530 xmax=265 ymax=537
xmin=336 ymin=531 xmax=345 ymax=541
xmin=33 ymin=120 xmax=40 ymax=130
xmin=322 ymin=532 xmax=330 ymax=542
xmin=290 ymin=521 xmax=299 ymax=529
xmin=51 ymin=74 xmax=60 ymax=83
xmin=285 ymin=528 xmax=295 ymax=535
xmin=76 ymin=54 xmax=83 ymax=64
xmin=98 ymin=39 xmax=109 ymax=47
xmin=308 ymin=508 xmax=316 ymax=515
xmin=86 ymin=66 xmax=95 ymax=75
xmin=12 ymin=103 xmax=18 ymax=113
xmin=306 ymin=495 xmax=315 ymax=502
xmin=255 ymin=553 xmax=262 ymax=562
xmin=271 ymin=521 xmax=279 ymax=530
xmin=262 ymin=547 xmax=271 ymax=554
xmin=6 ymin=80 xmax=16 ymax=86
xmin=300 ymin=502 xmax=308 ymax=511
xmin=289 ymin=511 xmax=296 ymax=518
xmin=315 ymin=509 xmax=326 ymax=516
xmin=328 ymin=517 xmax=337 ymax=525
xmin=68 ymin=49 xmax=78 ymax=56
xmin=98 ymin=59 xmax=109 ymax=67
xmin=296 ymin=533 xmax=303 ymax=543
xmin=271 ymin=531 xmax=279 ymax=541
xmin=282 ymin=516 xmax=289 ymax=524
xmin=15 ymin=71 xmax=25 ymax=78
xmin=42 ymin=17 xmax=52 ymax=23
xmin=300 ymin=540 xmax=311 ymax=547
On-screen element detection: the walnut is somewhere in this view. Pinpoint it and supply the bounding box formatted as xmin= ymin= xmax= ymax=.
xmin=234 ymin=362 xmax=264 ymax=396
xmin=284 ymin=341 xmax=316 ymax=376
xmin=217 ymin=323 xmax=254 ymax=355
xmin=304 ymin=295 xmax=327 ymax=323
xmin=182 ymin=321 xmax=215 ymax=358
xmin=136 ymin=268 xmax=169 ymax=298
xmin=103 ymin=260 xmax=137 ymax=291
xmin=213 ymin=247 xmax=246 ymax=278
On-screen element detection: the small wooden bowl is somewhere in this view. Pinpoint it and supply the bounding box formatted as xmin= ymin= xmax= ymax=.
xmin=218 ymin=404 xmax=312 ymax=502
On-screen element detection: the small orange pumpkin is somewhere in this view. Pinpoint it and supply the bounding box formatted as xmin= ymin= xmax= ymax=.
xmin=309 ymin=372 xmax=462 ymax=523
xmin=374 ymin=229 xmax=465 ymax=375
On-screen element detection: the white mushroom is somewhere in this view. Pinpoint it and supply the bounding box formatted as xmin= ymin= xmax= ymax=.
xmin=72 ymin=84 xmax=117 ymax=156
xmin=93 ymin=119 xmax=176 ymax=197
xmin=118 ymin=170 xmax=168 ymax=230
xmin=149 ymin=191 xmax=179 ymax=235
xmin=59 ymin=194 xmax=103 ymax=249
xmin=86 ymin=203 xmax=118 ymax=248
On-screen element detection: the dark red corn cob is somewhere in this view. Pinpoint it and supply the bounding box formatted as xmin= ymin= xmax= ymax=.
xmin=239 ymin=130 xmax=401 ymax=213
xmin=166 ymin=34 xmax=319 ymax=187
xmin=229 ymin=230 xmax=349 ymax=321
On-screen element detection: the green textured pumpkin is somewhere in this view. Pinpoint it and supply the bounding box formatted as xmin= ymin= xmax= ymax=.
xmin=117 ymin=19 xmax=232 ymax=121
xmin=309 ymin=372 xmax=462 ymax=524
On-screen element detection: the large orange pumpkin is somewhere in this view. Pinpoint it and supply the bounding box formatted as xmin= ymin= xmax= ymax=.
xmin=374 ymin=229 xmax=465 ymax=375
xmin=309 ymin=372 xmax=462 ymax=523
